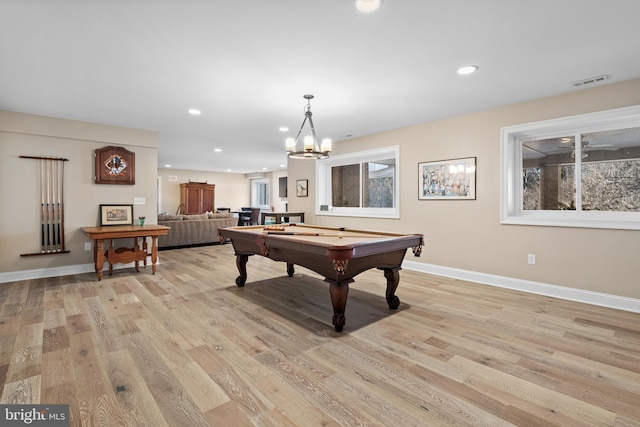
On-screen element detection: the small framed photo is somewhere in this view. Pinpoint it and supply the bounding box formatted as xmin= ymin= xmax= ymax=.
xmin=296 ymin=179 xmax=308 ymax=197
xmin=419 ymin=157 xmax=476 ymax=200
xmin=100 ymin=204 xmax=134 ymax=226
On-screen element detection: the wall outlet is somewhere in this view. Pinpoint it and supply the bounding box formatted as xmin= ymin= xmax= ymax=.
xmin=527 ymin=254 xmax=536 ymax=265
xmin=134 ymin=197 xmax=146 ymax=205
xmin=84 ymin=242 xmax=91 ymax=251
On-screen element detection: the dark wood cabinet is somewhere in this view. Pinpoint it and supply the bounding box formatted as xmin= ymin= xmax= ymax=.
xmin=180 ymin=183 xmax=215 ymax=214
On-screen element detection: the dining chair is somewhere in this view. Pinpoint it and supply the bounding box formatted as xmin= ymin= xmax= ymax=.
xmin=239 ymin=208 xmax=260 ymax=226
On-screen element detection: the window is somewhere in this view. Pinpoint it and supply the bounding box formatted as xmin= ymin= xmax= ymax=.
xmin=317 ymin=146 xmax=399 ymax=218
xmin=251 ymin=178 xmax=270 ymax=209
xmin=501 ymin=105 xmax=640 ymax=230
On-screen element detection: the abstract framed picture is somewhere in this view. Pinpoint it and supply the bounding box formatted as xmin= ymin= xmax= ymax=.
xmin=95 ymin=146 xmax=135 ymax=185
xmin=418 ymin=157 xmax=476 ymax=200
xmin=99 ymin=204 xmax=134 ymax=226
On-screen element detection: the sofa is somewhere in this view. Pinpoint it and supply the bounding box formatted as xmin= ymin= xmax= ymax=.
xmin=157 ymin=212 xmax=238 ymax=248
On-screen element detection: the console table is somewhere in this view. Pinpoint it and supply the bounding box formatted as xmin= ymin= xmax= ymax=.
xmin=82 ymin=225 xmax=170 ymax=281
xmin=260 ymin=211 xmax=305 ymax=225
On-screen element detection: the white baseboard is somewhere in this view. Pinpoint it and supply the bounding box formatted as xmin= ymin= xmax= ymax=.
xmin=0 ymin=261 xmax=151 ymax=283
xmin=2 ymin=260 xmax=638 ymax=314
xmin=402 ymin=260 xmax=640 ymax=314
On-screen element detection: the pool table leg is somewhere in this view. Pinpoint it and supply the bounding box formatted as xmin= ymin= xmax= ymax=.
xmin=328 ymin=279 xmax=353 ymax=332
xmin=382 ymin=267 xmax=401 ymax=309
xmin=286 ymin=262 xmax=295 ymax=277
xmin=235 ymin=254 xmax=249 ymax=287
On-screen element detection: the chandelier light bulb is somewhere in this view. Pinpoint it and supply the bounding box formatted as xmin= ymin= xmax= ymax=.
xmin=321 ymin=138 xmax=332 ymax=153
xmin=304 ymin=136 xmax=314 ymax=151
xmin=285 ymin=137 xmax=296 ymax=152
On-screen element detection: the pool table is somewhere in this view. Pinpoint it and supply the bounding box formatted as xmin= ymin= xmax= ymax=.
xmin=218 ymin=224 xmax=423 ymax=331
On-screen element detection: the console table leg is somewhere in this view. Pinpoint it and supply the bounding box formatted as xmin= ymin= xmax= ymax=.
xmin=150 ymin=236 xmax=158 ymax=274
xmin=108 ymin=239 xmax=114 ymax=276
xmin=134 ymin=238 xmax=140 ymax=272
xmin=142 ymin=237 xmax=148 ymax=268
xmin=95 ymin=239 xmax=104 ymax=281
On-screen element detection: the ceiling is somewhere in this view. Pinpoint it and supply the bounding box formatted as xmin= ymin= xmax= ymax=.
xmin=2 ymin=0 xmax=640 ymax=174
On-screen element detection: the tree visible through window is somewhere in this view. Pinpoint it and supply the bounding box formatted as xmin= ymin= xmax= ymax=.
xmin=522 ymin=129 xmax=640 ymax=212
xmin=501 ymin=106 xmax=640 ymax=230
xmin=331 ymin=159 xmax=396 ymax=208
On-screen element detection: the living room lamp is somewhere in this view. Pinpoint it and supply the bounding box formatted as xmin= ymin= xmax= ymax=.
xmin=285 ymin=94 xmax=331 ymax=160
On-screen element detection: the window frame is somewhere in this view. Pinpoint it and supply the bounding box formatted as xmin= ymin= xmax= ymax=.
xmin=500 ymin=104 xmax=640 ymax=230
xmin=251 ymin=178 xmax=270 ymax=210
xmin=316 ymin=145 xmax=400 ymax=218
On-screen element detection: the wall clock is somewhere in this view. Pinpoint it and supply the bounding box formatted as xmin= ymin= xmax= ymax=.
xmin=95 ymin=146 xmax=135 ymax=185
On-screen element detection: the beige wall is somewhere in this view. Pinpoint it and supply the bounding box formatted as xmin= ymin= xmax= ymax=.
xmin=156 ymin=168 xmax=250 ymax=214
xmin=288 ymin=78 xmax=640 ymax=300
xmin=156 ymin=169 xmax=286 ymax=214
xmin=0 ymin=110 xmax=158 ymax=274
xmin=3 ymin=79 xmax=639 ymax=301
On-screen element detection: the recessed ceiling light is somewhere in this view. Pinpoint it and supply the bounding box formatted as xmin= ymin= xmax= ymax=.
xmin=356 ymin=0 xmax=382 ymax=13
xmin=188 ymin=109 xmax=201 ymax=115
xmin=262 ymin=167 xmax=268 ymax=171
xmin=279 ymin=127 xmax=289 ymax=132
xmin=226 ymin=169 xmax=232 ymax=172
xmin=457 ymin=65 xmax=478 ymax=75
xmin=214 ymin=148 xmax=222 ymax=152
xmin=164 ymin=164 xmax=171 ymax=168
xmin=280 ymin=164 xmax=286 ymax=168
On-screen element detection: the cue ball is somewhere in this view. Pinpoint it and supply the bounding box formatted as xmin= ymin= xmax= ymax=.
xmin=338 ymin=233 xmax=343 ymax=239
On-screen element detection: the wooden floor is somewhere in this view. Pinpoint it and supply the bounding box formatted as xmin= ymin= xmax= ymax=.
xmin=1 ymin=244 xmax=639 ymax=427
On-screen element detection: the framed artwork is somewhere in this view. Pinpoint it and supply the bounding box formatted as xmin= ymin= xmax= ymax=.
xmin=418 ymin=157 xmax=476 ymax=200
xmin=95 ymin=146 xmax=135 ymax=185
xmin=100 ymin=204 xmax=134 ymax=226
xmin=296 ymin=179 xmax=308 ymax=197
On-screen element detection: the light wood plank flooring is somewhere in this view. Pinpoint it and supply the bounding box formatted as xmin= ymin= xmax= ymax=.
xmin=1 ymin=243 xmax=639 ymax=426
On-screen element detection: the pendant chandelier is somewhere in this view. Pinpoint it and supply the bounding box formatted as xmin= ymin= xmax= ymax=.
xmin=285 ymin=94 xmax=331 ymax=159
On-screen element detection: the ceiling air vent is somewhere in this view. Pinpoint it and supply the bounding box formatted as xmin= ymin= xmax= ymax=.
xmin=571 ymin=75 xmax=609 ymax=87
